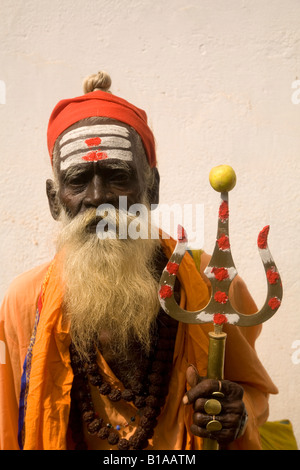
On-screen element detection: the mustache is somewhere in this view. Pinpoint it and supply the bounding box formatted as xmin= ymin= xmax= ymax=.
xmin=59 ymin=205 xmax=157 ymax=241
xmin=63 ymin=207 xmax=137 ymax=228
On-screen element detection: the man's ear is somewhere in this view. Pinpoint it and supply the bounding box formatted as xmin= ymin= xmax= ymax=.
xmin=148 ymin=167 xmax=160 ymax=207
xmin=46 ymin=179 xmax=61 ymax=220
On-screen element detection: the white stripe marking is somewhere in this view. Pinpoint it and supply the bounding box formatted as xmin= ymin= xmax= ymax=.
xmin=60 ymin=135 xmax=131 ymax=159
xmin=60 ymin=149 xmax=133 ymax=170
xmin=60 ymin=125 xmax=130 ymax=146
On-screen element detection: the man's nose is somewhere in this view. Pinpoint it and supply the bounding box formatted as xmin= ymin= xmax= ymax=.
xmin=83 ymin=175 xmax=116 ymax=209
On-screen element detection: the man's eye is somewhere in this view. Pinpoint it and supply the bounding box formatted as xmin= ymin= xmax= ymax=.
xmin=110 ymin=172 xmax=130 ymax=184
xmin=69 ymin=177 xmax=86 ymax=185
xmin=65 ymin=174 xmax=89 ymax=186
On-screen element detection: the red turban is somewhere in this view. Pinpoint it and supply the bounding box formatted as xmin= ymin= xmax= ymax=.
xmin=47 ymin=90 xmax=156 ymax=167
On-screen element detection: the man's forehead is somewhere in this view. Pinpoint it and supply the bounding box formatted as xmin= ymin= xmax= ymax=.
xmin=58 ymin=122 xmax=135 ymax=171
xmin=59 ymin=122 xmax=133 ymax=146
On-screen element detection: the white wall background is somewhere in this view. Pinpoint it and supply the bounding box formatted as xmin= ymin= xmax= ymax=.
xmin=0 ymin=0 xmax=299 ymax=447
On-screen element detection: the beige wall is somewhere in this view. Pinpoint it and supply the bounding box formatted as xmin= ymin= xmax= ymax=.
xmin=0 ymin=0 xmax=299 ymax=446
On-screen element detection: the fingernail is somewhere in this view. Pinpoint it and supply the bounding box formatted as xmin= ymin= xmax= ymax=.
xmin=182 ymin=395 xmax=189 ymax=405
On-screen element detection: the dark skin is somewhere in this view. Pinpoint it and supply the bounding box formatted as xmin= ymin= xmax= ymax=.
xmin=185 ymin=366 xmax=246 ymax=444
xmin=46 ymin=122 xmax=247 ymax=445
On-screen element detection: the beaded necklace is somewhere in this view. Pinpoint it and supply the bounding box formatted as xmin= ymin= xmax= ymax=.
xmin=69 ymin=309 xmax=178 ymax=450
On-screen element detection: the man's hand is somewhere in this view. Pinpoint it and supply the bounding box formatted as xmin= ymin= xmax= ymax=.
xmin=183 ymin=365 xmax=248 ymax=445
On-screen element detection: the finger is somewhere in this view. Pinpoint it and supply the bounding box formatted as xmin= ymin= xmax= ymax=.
xmin=190 ymin=423 xmax=210 ymax=439
xmin=185 ymin=378 xmax=222 ymax=404
xmin=219 ymin=380 xmax=244 ymax=400
xmin=194 ymin=397 xmax=245 ymax=416
xmin=190 ymin=424 xmax=239 ymax=444
xmin=183 ymin=365 xmax=204 ymax=405
xmin=187 ymin=378 xmax=244 ymax=404
xmin=194 ymin=397 xmax=209 ymax=412
xmin=193 ymin=412 xmax=242 ymax=430
xmin=219 ymin=400 xmax=245 ymax=415
xmin=194 ymin=396 xmax=224 ymax=414
xmin=186 ymin=364 xmax=202 ymax=388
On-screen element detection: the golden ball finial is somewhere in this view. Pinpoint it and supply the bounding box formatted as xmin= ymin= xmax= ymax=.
xmin=209 ymin=165 xmax=237 ymax=192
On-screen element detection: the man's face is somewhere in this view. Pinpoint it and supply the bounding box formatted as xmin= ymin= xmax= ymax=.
xmin=50 ymin=121 xmax=150 ymax=220
xmin=47 ymin=122 xmax=160 ymax=360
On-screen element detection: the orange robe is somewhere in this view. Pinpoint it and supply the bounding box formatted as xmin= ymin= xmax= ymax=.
xmin=0 ymin=238 xmax=278 ymax=450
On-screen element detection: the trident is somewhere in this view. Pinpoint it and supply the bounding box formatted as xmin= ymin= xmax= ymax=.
xmin=158 ymin=165 xmax=282 ymax=450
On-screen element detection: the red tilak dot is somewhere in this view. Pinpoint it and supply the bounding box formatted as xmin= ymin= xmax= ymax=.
xmin=219 ymin=201 xmax=229 ymax=222
xmin=159 ymin=285 xmax=173 ymax=299
xmin=258 ymin=225 xmax=270 ymax=249
xmin=211 ymin=267 xmax=229 ymax=281
xmin=266 ymin=267 xmax=280 ymax=285
xmin=268 ymin=297 xmax=281 ymax=310
xmin=82 ymin=151 xmax=108 ymax=162
xmin=166 ymin=262 xmax=179 ymax=275
xmin=214 ymin=291 xmax=229 ymax=304
xmin=217 ymin=234 xmax=230 ymax=251
xmin=213 ymin=313 xmax=228 ymax=325
xmin=85 ymin=137 xmax=102 ymax=147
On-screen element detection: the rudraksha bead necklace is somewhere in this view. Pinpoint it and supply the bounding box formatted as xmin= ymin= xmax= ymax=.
xmin=69 ymin=309 xmax=178 ymax=450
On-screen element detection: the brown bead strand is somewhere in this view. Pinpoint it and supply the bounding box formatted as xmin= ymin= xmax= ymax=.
xmin=69 ymin=309 xmax=178 ymax=450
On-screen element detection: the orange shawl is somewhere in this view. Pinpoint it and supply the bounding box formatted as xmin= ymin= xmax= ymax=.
xmin=2 ymin=238 xmax=277 ymax=450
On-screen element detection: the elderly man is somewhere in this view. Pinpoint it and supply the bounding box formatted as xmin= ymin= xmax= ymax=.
xmin=0 ymin=72 xmax=277 ymax=450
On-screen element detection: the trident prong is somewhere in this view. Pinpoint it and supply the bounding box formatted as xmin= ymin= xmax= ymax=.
xmin=158 ymin=166 xmax=283 ymax=450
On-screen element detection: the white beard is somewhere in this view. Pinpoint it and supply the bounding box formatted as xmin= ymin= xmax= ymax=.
xmin=55 ymin=207 xmax=161 ymax=361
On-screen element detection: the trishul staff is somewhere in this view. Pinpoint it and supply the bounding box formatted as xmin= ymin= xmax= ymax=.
xmin=158 ymin=165 xmax=283 ymax=450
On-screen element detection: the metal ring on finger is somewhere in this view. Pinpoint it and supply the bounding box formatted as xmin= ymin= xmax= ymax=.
xmin=206 ymin=416 xmax=222 ymax=432
xmin=212 ymin=380 xmax=225 ymax=399
xmin=204 ymin=398 xmax=222 ymax=415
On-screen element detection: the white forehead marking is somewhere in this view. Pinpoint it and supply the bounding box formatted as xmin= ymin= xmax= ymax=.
xmin=60 ymin=149 xmax=133 ymax=170
xmin=60 ymin=135 xmax=131 ymax=159
xmin=59 ymin=124 xmax=133 ymax=170
xmin=60 ymin=124 xmax=130 ymax=146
